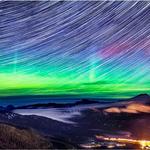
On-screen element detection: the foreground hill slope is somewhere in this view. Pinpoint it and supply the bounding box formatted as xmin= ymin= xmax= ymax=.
xmin=0 ymin=123 xmax=51 ymax=149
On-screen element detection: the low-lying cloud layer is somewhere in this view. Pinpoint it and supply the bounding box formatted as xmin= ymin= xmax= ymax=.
xmin=104 ymin=103 xmax=150 ymax=114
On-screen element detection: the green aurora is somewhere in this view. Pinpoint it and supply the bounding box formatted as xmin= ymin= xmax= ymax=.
xmin=0 ymin=70 xmax=149 ymax=98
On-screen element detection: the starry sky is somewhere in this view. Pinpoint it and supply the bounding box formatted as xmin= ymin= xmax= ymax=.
xmin=0 ymin=1 xmax=150 ymax=98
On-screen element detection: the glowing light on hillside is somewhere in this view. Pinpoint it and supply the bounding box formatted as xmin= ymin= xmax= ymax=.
xmin=96 ymin=135 xmax=150 ymax=149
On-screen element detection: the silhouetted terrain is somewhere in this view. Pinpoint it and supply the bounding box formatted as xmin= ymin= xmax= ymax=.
xmin=0 ymin=94 xmax=149 ymax=149
xmin=13 ymin=99 xmax=100 ymax=109
xmin=0 ymin=123 xmax=51 ymax=149
xmin=6 ymin=94 xmax=149 ymax=110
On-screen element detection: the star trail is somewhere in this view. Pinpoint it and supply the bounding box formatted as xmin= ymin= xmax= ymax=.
xmin=0 ymin=1 xmax=149 ymax=98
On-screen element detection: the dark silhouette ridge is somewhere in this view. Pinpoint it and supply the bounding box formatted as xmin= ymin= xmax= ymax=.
xmin=4 ymin=93 xmax=149 ymax=110
xmin=132 ymin=94 xmax=150 ymax=100
xmin=129 ymin=94 xmax=150 ymax=104
xmin=15 ymin=99 xmax=100 ymax=109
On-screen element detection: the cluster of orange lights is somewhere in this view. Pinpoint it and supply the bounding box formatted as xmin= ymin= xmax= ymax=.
xmin=96 ymin=135 xmax=150 ymax=149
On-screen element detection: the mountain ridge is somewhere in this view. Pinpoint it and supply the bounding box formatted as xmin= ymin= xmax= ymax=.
xmin=1 ymin=93 xmax=149 ymax=110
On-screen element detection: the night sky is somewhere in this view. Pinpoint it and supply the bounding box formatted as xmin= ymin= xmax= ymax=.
xmin=0 ymin=1 xmax=149 ymax=98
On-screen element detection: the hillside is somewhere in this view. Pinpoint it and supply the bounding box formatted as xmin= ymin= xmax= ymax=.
xmin=0 ymin=123 xmax=51 ymax=149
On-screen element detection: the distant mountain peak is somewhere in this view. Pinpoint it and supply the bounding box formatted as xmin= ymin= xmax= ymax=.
xmin=130 ymin=94 xmax=150 ymax=104
xmin=75 ymin=99 xmax=99 ymax=105
xmin=133 ymin=94 xmax=150 ymax=99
